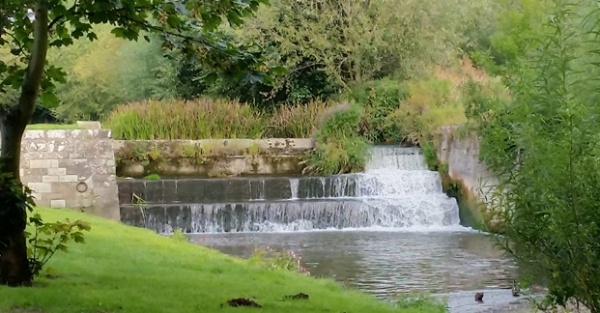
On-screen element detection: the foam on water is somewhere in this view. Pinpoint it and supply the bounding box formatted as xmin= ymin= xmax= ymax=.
xmin=353 ymin=146 xmax=461 ymax=229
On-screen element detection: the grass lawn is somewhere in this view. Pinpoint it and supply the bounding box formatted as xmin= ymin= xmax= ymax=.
xmin=25 ymin=124 xmax=82 ymax=130
xmin=0 ymin=208 xmax=446 ymax=313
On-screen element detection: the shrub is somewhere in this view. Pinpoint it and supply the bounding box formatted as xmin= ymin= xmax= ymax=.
xmin=477 ymin=2 xmax=600 ymax=311
xmin=170 ymin=229 xmax=189 ymax=242
xmin=346 ymin=79 xmax=410 ymax=143
xmin=268 ymin=100 xmax=331 ymax=138
xmin=302 ymin=102 xmax=370 ymax=175
xmin=105 ymin=99 xmax=266 ymax=140
xmin=249 ymin=246 xmax=310 ymax=276
xmin=26 ymin=213 xmax=91 ymax=277
xmin=385 ymin=76 xmax=466 ymax=144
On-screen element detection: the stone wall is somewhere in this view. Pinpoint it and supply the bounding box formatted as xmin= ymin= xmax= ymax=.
xmin=114 ymin=138 xmax=314 ymax=178
xmin=18 ymin=129 xmax=120 ymax=220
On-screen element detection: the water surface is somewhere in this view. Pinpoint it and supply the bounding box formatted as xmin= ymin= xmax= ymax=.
xmin=191 ymin=230 xmax=519 ymax=299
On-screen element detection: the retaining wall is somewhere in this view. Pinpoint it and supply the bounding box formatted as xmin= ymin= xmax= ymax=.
xmin=18 ymin=129 xmax=120 ymax=219
xmin=114 ymin=138 xmax=313 ymax=178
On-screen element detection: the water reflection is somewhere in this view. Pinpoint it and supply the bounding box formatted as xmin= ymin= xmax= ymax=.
xmin=190 ymin=230 xmax=519 ymax=299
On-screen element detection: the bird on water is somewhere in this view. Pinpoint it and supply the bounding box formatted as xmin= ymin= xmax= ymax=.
xmin=512 ymin=280 xmax=520 ymax=297
xmin=474 ymin=292 xmax=484 ymax=303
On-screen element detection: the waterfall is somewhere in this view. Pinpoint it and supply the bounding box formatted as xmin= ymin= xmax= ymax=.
xmin=354 ymin=146 xmax=460 ymax=228
xmin=119 ymin=146 xmax=462 ymax=233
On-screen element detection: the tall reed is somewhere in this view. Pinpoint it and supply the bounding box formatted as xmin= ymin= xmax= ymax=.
xmin=105 ymin=99 xmax=266 ymax=140
xmin=268 ymin=100 xmax=330 ymax=138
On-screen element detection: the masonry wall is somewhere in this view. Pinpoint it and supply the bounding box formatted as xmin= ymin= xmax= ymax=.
xmin=18 ymin=129 xmax=120 ymax=220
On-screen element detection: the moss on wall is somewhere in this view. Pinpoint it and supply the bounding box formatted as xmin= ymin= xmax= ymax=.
xmin=114 ymin=140 xmax=311 ymax=178
xmin=422 ymin=139 xmax=488 ymax=231
xmin=427 ymin=131 xmax=506 ymax=234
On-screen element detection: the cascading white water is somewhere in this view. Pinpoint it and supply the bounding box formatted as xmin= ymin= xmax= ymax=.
xmin=124 ymin=145 xmax=463 ymax=233
xmin=354 ymin=146 xmax=460 ymax=228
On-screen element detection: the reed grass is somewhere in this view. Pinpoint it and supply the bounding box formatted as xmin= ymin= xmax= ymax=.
xmin=384 ymin=76 xmax=468 ymax=144
xmin=268 ymin=100 xmax=330 ymax=138
xmin=105 ymin=99 xmax=333 ymax=140
xmin=105 ymin=99 xmax=267 ymax=140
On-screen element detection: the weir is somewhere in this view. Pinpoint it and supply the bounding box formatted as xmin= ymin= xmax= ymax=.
xmin=119 ymin=146 xmax=461 ymax=233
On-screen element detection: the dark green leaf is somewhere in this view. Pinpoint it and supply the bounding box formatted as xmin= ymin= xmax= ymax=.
xmin=40 ymin=92 xmax=59 ymax=108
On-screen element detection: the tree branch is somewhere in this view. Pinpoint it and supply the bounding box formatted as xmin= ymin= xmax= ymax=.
xmin=1 ymin=31 xmax=30 ymax=60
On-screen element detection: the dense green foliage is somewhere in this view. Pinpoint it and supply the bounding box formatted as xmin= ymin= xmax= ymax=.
xmin=0 ymin=207 xmax=448 ymax=313
xmin=467 ymin=0 xmax=600 ymax=311
xmin=3 ymin=0 xmax=507 ymax=176
xmin=303 ymin=102 xmax=370 ymax=175
xmin=5 ymin=0 xmax=501 ymax=121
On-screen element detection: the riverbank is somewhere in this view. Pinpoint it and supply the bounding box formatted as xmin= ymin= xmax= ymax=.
xmin=0 ymin=208 xmax=446 ymax=313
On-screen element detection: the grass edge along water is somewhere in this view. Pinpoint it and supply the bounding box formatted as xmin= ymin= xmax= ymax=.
xmin=0 ymin=207 xmax=448 ymax=313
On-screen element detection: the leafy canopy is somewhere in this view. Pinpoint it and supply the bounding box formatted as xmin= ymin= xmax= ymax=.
xmin=467 ymin=0 xmax=600 ymax=310
xmin=0 ymin=0 xmax=273 ymax=110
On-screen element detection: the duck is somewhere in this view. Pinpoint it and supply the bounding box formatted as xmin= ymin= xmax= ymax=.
xmin=512 ymin=280 xmax=520 ymax=297
xmin=474 ymin=292 xmax=484 ymax=303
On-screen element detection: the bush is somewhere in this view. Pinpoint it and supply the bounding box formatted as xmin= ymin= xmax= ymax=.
xmin=302 ymin=102 xmax=370 ymax=175
xmin=346 ymin=79 xmax=410 ymax=143
xmin=105 ymin=99 xmax=266 ymax=140
xmin=26 ymin=213 xmax=91 ymax=277
xmin=249 ymin=246 xmax=310 ymax=276
xmin=385 ymin=76 xmax=467 ymax=144
xmin=170 ymin=229 xmax=189 ymax=243
xmin=477 ymin=2 xmax=600 ymax=311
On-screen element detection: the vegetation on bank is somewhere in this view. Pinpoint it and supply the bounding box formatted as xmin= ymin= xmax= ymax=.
xmin=103 ymin=68 xmax=482 ymax=175
xmin=0 ymin=208 xmax=447 ymax=313
xmin=5 ymin=0 xmax=502 ymax=176
xmin=25 ymin=124 xmax=82 ymax=130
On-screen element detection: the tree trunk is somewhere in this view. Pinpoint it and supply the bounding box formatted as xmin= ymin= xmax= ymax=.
xmin=0 ymin=0 xmax=49 ymax=287
xmin=0 ymin=117 xmax=33 ymax=287
xmin=0 ymin=231 xmax=31 ymax=287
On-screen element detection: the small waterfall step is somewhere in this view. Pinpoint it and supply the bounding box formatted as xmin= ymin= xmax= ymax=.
xmin=121 ymin=196 xmax=459 ymax=233
xmin=118 ymin=175 xmax=359 ymax=204
xmin=119 ymin=145 xmax=461 ymax=233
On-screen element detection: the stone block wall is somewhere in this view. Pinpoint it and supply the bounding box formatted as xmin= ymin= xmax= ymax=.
xmin=18 ymin=129 xmax=120 ymax=220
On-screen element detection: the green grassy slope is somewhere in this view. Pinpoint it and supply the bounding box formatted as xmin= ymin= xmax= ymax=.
xmin=0 ymin=208 xmax=446 ymax=313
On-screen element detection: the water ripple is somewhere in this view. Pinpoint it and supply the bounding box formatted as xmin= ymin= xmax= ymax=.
xmin=191 ymin=230 xmax=518 ymax=298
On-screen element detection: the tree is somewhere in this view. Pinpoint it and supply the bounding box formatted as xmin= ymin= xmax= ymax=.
xmin=0 ymin=0 xmax=270 ymax=287
xmin=469 ymin=0 xmax=600 ymax=310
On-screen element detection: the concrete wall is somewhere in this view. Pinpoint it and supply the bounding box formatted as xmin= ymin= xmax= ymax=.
xmin=114 ymin=138 xmax=314 ymax=178
xmin=436 ymin=126 xmax=498 ymax=203
xmin=435 ymin=126 xmax=499 ymax=228
xmin=19 ymin=129 xmax=120 ymax=220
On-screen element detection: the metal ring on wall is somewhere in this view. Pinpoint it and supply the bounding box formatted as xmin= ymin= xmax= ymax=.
xmin=76 ymin=181 xmax=88 ymax=193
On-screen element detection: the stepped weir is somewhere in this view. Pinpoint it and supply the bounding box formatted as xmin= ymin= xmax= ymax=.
xmin=119 ymin=146 xmax=461 ymax=233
